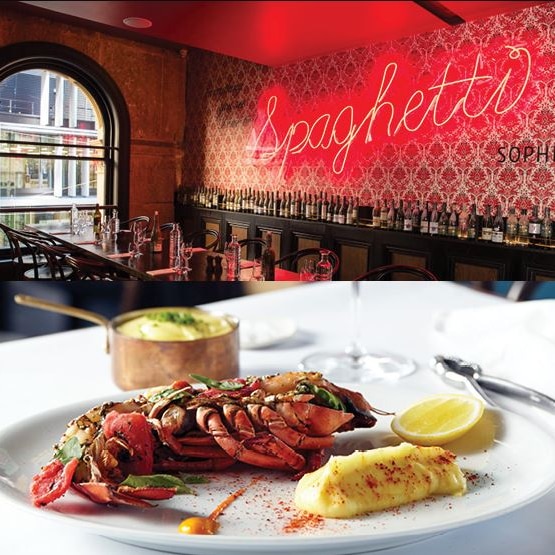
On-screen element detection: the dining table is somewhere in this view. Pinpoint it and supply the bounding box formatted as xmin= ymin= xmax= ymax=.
xmin=0 ymin=281 xmax=554 ymax=555
xmin=24 ymin=223 xmax=301 ymax=281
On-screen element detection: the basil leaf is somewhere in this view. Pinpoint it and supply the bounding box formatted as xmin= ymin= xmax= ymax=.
xmin=190 ymin=374 xmax=244 ymax=391
xmin=179 ymin=474 xmax=210 ymax=484
xmin=120 ymin=474 xmax=197 ymax=494
xmin=54 ymin=436 xmax=83 ymax=465
xmin=298 ymin=382 xmax=346 ymax=411
xmin=148 ymin=387 xmax=192 ymax=403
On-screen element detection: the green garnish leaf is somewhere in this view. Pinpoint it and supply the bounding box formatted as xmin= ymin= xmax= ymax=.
xmin=54 ymin=436 xmax=83 ymax=465
xmin=120 ymin=474 xmax=201 ymax=494
xmin=190 ymin=374 xmax=244 ymax=391
xmin=148 ymin=387 xmax=192 ymax=403
xmin=298 ymin=382 xmax=347 ymax=411
xmin=146 ymin=311 xmax=197 ymax=326
xmin=178 ymin=474 xmax=210 ymax=484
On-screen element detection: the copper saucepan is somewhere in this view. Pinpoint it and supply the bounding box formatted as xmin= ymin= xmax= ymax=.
xmin=14 ymin=294 xmax=240 ymax=390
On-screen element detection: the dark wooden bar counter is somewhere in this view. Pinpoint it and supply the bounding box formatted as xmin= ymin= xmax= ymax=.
xmin=177 ymin=205 xmax=555 ymax=281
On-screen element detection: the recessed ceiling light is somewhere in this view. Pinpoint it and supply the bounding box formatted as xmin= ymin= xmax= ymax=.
xmin=123 ymin=17 xmax=153 ymax=29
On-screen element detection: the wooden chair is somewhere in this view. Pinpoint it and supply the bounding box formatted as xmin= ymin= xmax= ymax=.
xmin=121 ymin=216 xmax=150 ymax=230
xmin=64 ymin=255 xmax=135 ymax=280
xmin=275 ymin=247 xmax=340 ymax=276
xmin=33 ymin=240 xmax=75 ymax=281
xmin=14 ymin=236 xmax=75 ymax=280
xmin=354 ymin=264 xmax=438 ymax=281
xmin=238 ymin=237 xmax=266 ymax=259
xmin=184 ymin=229 xmax=220 ymax=251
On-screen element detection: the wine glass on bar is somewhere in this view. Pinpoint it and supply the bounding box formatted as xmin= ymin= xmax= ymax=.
xmin=299 ymin=281 xmax=416 ymax=382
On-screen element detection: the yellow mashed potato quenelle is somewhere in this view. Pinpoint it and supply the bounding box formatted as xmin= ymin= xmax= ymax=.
xmin=294 ymin=442 xmax=466 ymax=518
xmin=117 ymin=309 xmax=233 ymax=341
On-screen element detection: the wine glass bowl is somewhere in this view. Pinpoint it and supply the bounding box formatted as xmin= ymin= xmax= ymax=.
xmin=181 ymin=241 xmax=194 ymax=272
xmin=299 ymin=282 xmax=416 ymax=382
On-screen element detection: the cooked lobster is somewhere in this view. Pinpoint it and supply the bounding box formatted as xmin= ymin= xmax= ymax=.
xmin=30 ymin=372 xmax=383 ymax=508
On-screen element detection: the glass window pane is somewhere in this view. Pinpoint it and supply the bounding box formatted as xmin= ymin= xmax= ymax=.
xmin=0 ymin=68 xmax=111 ymax=240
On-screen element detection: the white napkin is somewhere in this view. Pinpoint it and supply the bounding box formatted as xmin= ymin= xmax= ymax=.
xmin=432 ymin=300 xmax=555 ymax=397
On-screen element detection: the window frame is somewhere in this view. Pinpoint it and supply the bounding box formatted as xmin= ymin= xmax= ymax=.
xmin=0 ymin=41 xmax=130 ymax=221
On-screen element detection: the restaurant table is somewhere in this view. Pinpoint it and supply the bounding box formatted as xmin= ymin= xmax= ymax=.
xmin=25 ymin=223 xmax=300 ymax=281
xmin=0 ymin=282 xmax=553 ymax=555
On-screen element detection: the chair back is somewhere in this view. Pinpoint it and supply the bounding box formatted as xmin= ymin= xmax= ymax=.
xmin=1 ymin=226 xmax=50 ymax=279
xmin=355 ymin=264 xmax=438 ymax=281
xmin=64 ymin=255 xmax=133 ymax=280
xmin=238 ymin=237 xmax=266 ymax=259
xmin=275 ymin=247 xmax=340 ymax=276
xmin=32 ymin=243 xmax=76 ymax=280
xmin=185 ymin=229 xmax=220 ymax=251
xmin=121 ymin=216 xmax=150 ymax=230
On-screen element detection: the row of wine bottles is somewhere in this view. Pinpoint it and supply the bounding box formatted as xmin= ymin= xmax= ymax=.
xmin=181 ymin=185 xmax=554 ymax=248
xmin=185 ymin=185 xmax=360 ymax=224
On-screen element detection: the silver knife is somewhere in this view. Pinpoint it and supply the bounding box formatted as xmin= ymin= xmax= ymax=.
xmin=432 ymin=355 xmax=555 ymax=413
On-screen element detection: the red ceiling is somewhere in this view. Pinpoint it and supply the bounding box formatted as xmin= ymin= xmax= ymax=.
xmin=17 ymin=1 xmax=548 ymax=66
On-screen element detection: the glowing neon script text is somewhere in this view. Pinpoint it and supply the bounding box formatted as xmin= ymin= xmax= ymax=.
xmin=249 ymin=46 xmax=531 ymax=176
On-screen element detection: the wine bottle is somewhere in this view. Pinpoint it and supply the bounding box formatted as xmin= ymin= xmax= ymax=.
xmin=480 ymin=205 xmax=493 ymax=241
xmin=447 ymin=205 xmax=458 ymax=237
xmin=491 ymin=205 xmax=504 ymax=243
xmin=150 ymin=210 xmax=163 ymax=253
xmin=373 ymin=200 xmax=381 ymax=228
xmin=528 ymin=205 xmax=541 ymax=245
xmin=321 ymin=192 xmax=329 ymax=222
xmin=517 ymin=208 xmax=529 ymax=245
xmin=352 ymin=196 xmax=359 ymax=226
xmin=346 ymin=197 xmax=354 ymax=225
xmin=380 ymin=200 xmax=388 ymax=229
xmin=540 ymin=206 xmax=552 ymax=247
xmin=467 ymin=204 xmax=477 ymax=240
xmin=429 ymin=203 xmax=439 ymax=236
xmin=457 ymin=205 xmax=469 ymax=239
xmin=505 ymin=206 xmax=518 ymax=244
xmin=227 ymin=234 xmax=241 ymax=281
xmin=93 ymin=204 xmax=102 ymax=240
xmin=386 ymin=201 xmax=395 ymax=230
xmin=411 ymin=200 xmax=421 ymax=234
xmin=261 ymin=231 xmax=276 ymax=281
xmin=438 ymin=203 xmax=449 ymax=236
xmin=420 ymin=202 xmax=429 ymax=235
xmin=395 ymin=200 xmax=404 ymax=231
xmin=403 ymin=200 xmax=412 ymax=232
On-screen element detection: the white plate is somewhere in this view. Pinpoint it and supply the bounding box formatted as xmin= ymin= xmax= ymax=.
xmin=1 ymin=383 xmax=555 ymax=555
xmin=239 ymin=317 xmax=297 ymax=349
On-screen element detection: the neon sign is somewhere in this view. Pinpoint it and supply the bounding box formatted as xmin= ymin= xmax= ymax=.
xmin=247 ymin=45 xmax=532 ymax=178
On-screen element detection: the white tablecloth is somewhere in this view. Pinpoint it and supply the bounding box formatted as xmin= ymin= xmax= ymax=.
xmin=0 ymin=282 xmax=553 ymax=554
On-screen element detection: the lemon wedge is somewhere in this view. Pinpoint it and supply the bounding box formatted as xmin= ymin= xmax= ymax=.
xmin=391 ymin=394 xmax=485 ymax=446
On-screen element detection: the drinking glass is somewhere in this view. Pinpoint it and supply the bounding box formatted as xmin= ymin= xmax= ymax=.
xmin=299 ymin=258 xmax=317 ymax=281
xmin=249 ymin=258 xmax=264 ymax=281
xmin=128 ymin=221 xmax=146 ymax=258
xmin=181 ymin=241 xmax=194 ymax=271
xmin=299 ymin=281 xmax=416 ymax=382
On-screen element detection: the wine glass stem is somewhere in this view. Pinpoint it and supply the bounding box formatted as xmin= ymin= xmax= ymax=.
xmin=344 ymin=281 xmax=368 ymax=359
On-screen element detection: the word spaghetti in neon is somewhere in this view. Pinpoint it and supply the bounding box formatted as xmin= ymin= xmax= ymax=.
xmin=247 ymin=45 xmax=531 ymax=178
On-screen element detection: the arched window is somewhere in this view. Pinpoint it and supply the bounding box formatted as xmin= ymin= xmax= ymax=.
xmin=0 ymin=42 xmax=129 ymax=248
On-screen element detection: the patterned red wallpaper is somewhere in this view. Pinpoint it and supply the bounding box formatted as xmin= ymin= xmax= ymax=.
xmin=183 ymin=3 xmax=555 ymax=212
